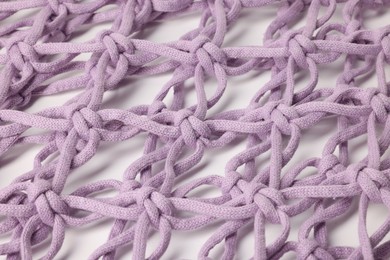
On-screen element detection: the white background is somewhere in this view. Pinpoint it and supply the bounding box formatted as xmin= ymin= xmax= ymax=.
xmin=1 ymin=3 xmax=390 ymax=259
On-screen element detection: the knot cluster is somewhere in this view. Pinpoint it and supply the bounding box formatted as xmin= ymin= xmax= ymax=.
xmin=0 ymin=0 xmax=390 ymax=259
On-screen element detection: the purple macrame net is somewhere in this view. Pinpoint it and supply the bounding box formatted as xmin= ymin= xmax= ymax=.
xmin=1 ymin=0 xmax=390 ymax=259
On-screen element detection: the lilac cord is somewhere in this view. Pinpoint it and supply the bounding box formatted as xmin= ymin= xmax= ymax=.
xmin=0 ymin=0 xmax=390 ymax=259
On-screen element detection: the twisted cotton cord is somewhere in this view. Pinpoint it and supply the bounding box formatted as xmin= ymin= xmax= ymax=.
xmin=0 ymin=0 xmax=390 ymax=259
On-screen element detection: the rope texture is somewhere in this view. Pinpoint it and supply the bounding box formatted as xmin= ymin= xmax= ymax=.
xmin=0 ymin=0 xmax=390 ymax=259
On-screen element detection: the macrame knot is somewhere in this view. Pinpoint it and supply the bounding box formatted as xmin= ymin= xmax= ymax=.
xmin=190 ymin=36 xmax=227 ymax=75
xmin=97 ymin=31 xmax=135 ymax=65
xmin=175 ymin=109 xmax=211 ymax=147
xmin=288 ymin=34 xmax=317 ymax=69
xmin=345 ymin=163 xmax=369 ymax=183
xmin=345 ymin=163 xmax=390 ymax=203
xmin=26 ymin=179 xmax=69 ymax=227
xmin=151 ymin=0 xmax=192 ymax=12
xmin=67 ymin=104 xmax=103 ymax=141
xmin=136 ymin=186 xmax=156 ymax=206
xmin=27 ymin=179 xmax=51 ymax=203
xmin=296 ymin=239 xmax=332 ymax=259
xmin=243 ymin=182 xmax=285 ymax=223
xmin=6 ymin=38 xmax=38 ymax=79
xmin=262 ymin=102 xmax=299 ymax=135
xmin=365 ymin=90 xmax=389 ymax=124
xmin=135 ymin=186 xmax=174 ymax=228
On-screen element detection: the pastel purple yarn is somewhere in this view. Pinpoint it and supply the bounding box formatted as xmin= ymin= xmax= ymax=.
xmin=0 ymin=0 xmax=390 ymax=259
